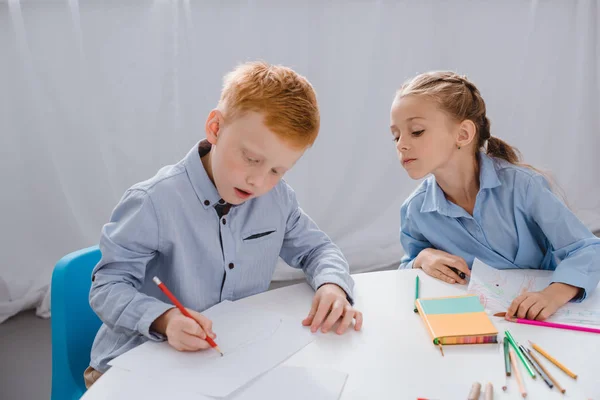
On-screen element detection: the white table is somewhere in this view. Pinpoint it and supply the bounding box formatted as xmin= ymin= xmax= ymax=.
xmin=83 ymin=270 xmax=600 ymax=399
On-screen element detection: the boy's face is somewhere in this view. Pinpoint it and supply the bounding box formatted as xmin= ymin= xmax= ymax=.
xmin=204 ymin=110 xmax=306 ymax=205
xmin=390 ymin=95 xmax=460 ymax=180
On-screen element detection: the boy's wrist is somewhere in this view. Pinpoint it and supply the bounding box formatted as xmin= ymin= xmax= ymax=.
xmin=150 ymin=307 xmax=177 ymax=335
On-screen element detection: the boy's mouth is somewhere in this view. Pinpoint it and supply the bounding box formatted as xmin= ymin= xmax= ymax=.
xmin=403 ymin=158 xmax=417 ymax=165
xmin=234 ymin=187 xmax=253 ymax=199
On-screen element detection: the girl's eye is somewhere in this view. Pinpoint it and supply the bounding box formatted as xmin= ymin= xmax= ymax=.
xmin=393 ymin=136 xmax=399 ymax=142
xmin=412 ymin=130 xmax=425 ymax=137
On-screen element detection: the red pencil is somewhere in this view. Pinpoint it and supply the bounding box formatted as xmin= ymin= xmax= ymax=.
xmin=153 ymin=276 xmax=223 ymax=356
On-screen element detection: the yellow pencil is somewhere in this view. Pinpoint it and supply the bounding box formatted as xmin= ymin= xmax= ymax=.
xmin=529 ymin=341 xmax=577 ymax=379
xmin=509 ymin=348 xmax=527 ymax=398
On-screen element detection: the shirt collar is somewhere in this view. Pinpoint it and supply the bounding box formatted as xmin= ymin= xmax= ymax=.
xmin=183 ymin=140 xmax=225 ymax=210
xmin=420 ymin=152 xmax=502 ymax=217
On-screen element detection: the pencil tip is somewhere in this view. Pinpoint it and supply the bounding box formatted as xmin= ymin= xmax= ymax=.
xmin=493 ymin=312 xmax=506 ymax=317
xmin=502 ymin=386 xmax=507 ymax=391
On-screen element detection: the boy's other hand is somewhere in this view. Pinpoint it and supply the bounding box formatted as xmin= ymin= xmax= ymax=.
xmin=506 ymin=283 xmax=581 ymax=321
xmin=302 ymin=284 xmax=363 ymax=335
xmin=414 ymin=248 xmax=470 ymax=284
xmin=152 ymin=307 xmax=217 ymax=352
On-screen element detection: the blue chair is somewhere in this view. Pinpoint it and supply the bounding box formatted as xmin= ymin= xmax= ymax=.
xmin=51 ymin=246 xmax=102 ymax=400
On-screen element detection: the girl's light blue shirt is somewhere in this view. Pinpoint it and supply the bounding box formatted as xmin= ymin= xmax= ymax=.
xmin=400 ymin=152 xmax=600 ymax=301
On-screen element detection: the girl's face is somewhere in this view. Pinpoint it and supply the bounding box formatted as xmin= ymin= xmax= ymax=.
xmin=390 ymin=95 xmax=461 ymax=180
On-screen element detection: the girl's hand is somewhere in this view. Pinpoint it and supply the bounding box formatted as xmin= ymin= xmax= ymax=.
xmin=414 ymin=248 xmax=470 ymax=284
xmin=506 ymin=283 xmax=581 ymax=320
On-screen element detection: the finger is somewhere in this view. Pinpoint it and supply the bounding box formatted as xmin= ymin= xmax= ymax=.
xmin=302 ymin=295 xmax=320 ymax=326
xmin=179 ymin=333 xmax=211 ymax=351
xmin=169 ymin=334 xmax=210 ymax=352
xmin=526 ymin=302 xmax=544 ymax=320
xmin=193 ymin=313 xmax=215 ymax=338
xmin=536 ymin=306 xmax=555 ymax=321
xmin=336 ymin=306 xmax=355 ymax=335
xmin=444 ymin=257 xmax=470 ymax=278
xmin=310 ymin=297 xmax=333 ymax=333
xmin=181 ymin=318 xmax=206 ymax=339
xmin=516 ymin=295 xmax=536 ymax=319
xmin=432 ymin=268 xmax=456 ymax=284
xmin=440 ymin=265 xmax=465 ymax=284
xmin=354 ymin=310 xmax=363 ymax=331
xmin=321 ymin=300 xmax=345 ymax=333
xmin=506 ymin=294 xmax=527 ymax=318
xmin=453 ymin=256 xmax=471 ymax=276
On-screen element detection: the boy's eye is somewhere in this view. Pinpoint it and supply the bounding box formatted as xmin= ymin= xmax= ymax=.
xmin=246 ymin=156 xmax=259 ymax=163
xmin=412 ymin=130 xmax=425 ymax=137
xmin=392 ymin=137 xmax=399 ymax=142
xmin=271 ymin=169 xmax=280 ymax=175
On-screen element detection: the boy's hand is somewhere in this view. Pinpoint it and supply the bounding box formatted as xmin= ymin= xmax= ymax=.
xmin=414 ymin=248 xmax=470 ymax=284
xmin=506 ymin=283 xmax=581 ymax=321
xmin=302 ymin=284 xmax=363 ymax=335
xmin=151 ymin=307 xmax=216 ymax=352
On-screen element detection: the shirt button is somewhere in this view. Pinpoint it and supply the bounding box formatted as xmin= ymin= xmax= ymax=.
xmin=229 ymin=263 xmax=234 ymax=269
xmin=204 ymin=200 xmax=210 ymax=206
xmin=219 ymin=199 xmax=225 ymax=204
xmin=222 ymin=218 xmax=226 ymax=225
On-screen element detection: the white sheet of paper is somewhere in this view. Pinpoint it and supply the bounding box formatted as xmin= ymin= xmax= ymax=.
xmin=225 ymin=365 xmax=348 ymax=400
xmin=468 ymin=258 xmax=600 ymax=325
xmin=83 ymin=365 xmax=347 ymax=400
xmin=109 ymin=300 xmax=316 ymax=397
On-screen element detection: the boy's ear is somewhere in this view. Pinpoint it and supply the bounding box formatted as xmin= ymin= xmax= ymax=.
xmin=456 ymin=119 xmax=477 ymax=148
xmin=205 ymin=109 xmax=224 ymax=145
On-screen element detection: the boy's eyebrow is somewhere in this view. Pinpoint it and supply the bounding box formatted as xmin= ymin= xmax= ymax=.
xmin=406 ymin=116 xmax=425 ymax=121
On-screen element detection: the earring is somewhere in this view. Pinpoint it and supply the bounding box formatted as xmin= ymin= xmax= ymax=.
xmin=457 ymin=145 xmax=461 ymax=150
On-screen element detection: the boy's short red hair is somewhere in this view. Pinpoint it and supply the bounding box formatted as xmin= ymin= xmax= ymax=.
xmin=218 ymin=61 xmax=320 ymax=149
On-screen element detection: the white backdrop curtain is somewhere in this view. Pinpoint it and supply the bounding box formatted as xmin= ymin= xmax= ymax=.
xmin=1 ymin=0 xmax=599 ymax=323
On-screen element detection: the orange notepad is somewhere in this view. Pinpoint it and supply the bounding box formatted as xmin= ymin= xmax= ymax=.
xmin=415 ymin=295 xmax=498 ymax=345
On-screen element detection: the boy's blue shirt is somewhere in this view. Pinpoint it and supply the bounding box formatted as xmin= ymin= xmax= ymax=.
xmin=400 ymin=152 xmax=600 ymax=301
xmin=89 ymin=141 xmax=353 ymax=372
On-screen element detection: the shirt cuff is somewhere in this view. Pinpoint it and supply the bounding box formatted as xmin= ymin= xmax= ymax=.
xmin=399 ymin=259 xmax=416 ymax=270
xmin=550 ymin=268 xmax=590 ymax=303
xmin=312 ymin=274 xmax=355 ymax=305
xmin=137 ymin=301 xmax=176 ymax=340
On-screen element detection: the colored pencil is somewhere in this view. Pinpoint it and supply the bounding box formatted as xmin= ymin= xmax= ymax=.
xmin=525 ymin=348 xmax=566 ymax=394
xmin=503 ymin=339 xmax=511 ymax=376
xmin=153 ymin=276 xmax=223 ymax=356
xmin=529 ymin=341 xmax=577 ymax=379
xmin=495 ymin=312 xmax=600 ymax=335
xmin=519 ymin=345 xmax=553 ymax=389
xmin=505 ymin=331 xmax=536 ymax=379
xmin=468 ymin=382 xmax=481 ymax=400
xmin=414 ymin=275 xmax=420 ymax=313
xmin=509 ymin=348 xmax=527 ymax=398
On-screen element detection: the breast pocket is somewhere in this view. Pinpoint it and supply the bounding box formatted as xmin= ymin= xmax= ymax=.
xmin=242 ymin=227 xmax=278 ymax=243
xmin=237 ymin=227 xmax=283 ymax=293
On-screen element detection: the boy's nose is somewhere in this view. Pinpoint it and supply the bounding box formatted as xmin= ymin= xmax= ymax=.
xmin=246 ymin=173 xmax=265 ymax=188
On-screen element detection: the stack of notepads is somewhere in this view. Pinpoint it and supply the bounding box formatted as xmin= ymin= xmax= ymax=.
xmin=415 ymin=295 xmax=498 ymax=345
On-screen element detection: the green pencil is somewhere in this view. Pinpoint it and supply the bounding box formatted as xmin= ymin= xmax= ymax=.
xmin=503 ymin=339 xmax=511 ymax=376
xmin=505 ymin=330 xmax=536 ymax=379
xmin=413 ymin=275 xmax=420 ymax=313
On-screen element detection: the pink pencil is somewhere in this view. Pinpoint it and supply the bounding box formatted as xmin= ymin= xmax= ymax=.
xmin=494 ymin=312 xmax=600 ymax=334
